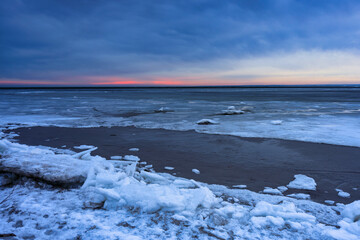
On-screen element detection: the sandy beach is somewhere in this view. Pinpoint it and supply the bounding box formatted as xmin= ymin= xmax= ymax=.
xmin=8 ymin=126 xmax=360 ymax=204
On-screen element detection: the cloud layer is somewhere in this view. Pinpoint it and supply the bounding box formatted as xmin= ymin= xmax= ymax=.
xmin=1 ymin=0 xmax=360 ymax=85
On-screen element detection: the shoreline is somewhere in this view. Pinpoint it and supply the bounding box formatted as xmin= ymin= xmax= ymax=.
xmin=7 ymin=126 xmax=360 ymax=204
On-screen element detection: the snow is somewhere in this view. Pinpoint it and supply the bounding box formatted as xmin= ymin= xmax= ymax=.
xmin=196 ymin=119 xmax=218 ymax=125
xmin=336 ymin=189 xmax=351 ymax=198
xmin=164 ymin=166 xmax=174 ymax=170
xmin=192 ymin=168 xmax=200 ymax=174
xmin=326 ymin=201 xmax=360 ymax=240
xmin=0 ymin=139 xmax=358 ymax=239
xmin=287 ymin=174 xmax=317 ymax=190
xmin=74 ymin=145 xmax=95 ymax=149
xmin=287 ymin=193 xmax=311 ymax=200
xmin=129 ymin=148 xmax=139 ymax=152
xmin=233 ymin=184 xmax=247 ymax=189
xmin=263 ymin=187 xmax=282 ymax=195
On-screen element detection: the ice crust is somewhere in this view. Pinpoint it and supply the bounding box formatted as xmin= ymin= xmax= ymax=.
xmin=0 ymin=139 xmax=89 ymax=185
xmin=287 ymin=174 xmax=317 ymax=190
xmin=0 ymin=140 xmax=359 ymax=239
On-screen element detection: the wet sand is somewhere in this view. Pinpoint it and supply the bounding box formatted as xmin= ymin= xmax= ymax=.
xmin=8 ymin=126 xmax=360 ymax=204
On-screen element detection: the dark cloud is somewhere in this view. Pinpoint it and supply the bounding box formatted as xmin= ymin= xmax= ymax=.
xmin=0 ymin=0 xmax=360 ymax=82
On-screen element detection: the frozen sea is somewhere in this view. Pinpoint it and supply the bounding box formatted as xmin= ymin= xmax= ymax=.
xmin=1 ymin=87 xmax=360 ymax=239
xmin=1 ymin=87 xmax=360 ymax=147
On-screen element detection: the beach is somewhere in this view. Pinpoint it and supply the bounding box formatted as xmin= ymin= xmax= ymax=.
xmin=9 ymin=126 xmax=360 ymax=204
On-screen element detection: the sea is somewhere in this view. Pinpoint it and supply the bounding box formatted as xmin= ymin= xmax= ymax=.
xmin=1 ymin=86 xmax=360 ymax=147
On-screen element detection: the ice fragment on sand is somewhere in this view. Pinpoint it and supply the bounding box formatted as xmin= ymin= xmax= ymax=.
xmin=287 ymin=174 xmax=316 ymax=190
xmin=233 ymin=184 xmax=247 ymax=189
xmin=192 ymin=169 xmax=200 ymax=174
xmin=74 ymin=145 xmax=95 ymax=149
xmin=196 ymin=119 xmax=218 ymax=125
xmin=123 ymin=155 xmax=140 ymax=161
xmin=72 ymin=147 xmax=98 ymax=160
xmin=336 ymin=189 xmax=351 ymax=198
xmin=164 ymin=166 xmax=174 ymax=170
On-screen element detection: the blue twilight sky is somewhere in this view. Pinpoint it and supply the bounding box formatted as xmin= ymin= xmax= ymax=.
xmin=1 ymin=0 xmax=360 ymax=86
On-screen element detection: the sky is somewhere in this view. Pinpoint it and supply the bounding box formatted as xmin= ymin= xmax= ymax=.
xmin=1 ymin=0 xmax=360 ymax=86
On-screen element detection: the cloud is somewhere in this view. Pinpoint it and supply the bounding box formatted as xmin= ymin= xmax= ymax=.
xmin=0 ymin=0 xmax=360 ymax=85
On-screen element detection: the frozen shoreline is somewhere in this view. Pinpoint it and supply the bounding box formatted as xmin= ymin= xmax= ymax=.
xmin=6 ymin=126 xmax=360 ymax=204
xmin=1 ymin=138 xmax=359 ymax=239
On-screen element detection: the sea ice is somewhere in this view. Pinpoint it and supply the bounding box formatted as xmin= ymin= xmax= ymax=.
xmin=129 ymin=148 xmax=139 ymax=152
xmin=287 ymin=174 xmax=317 ymax=190
xmin=164 ymin=166 xmax=174 ymax=170
xmin=0 ymin=138 xmax=355 ymax=239
xmin=110 ymin=156 xmax=123 ymax=160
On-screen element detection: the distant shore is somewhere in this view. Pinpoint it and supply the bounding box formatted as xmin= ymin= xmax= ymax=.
xmin=9 ymin=126 xmax=360 ymax=204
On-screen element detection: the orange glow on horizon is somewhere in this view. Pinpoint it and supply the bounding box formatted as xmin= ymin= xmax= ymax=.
xmin=1 ymin=75 xmax=359 ymax=86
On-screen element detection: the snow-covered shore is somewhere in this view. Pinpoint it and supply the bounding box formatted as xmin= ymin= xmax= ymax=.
xmin=1 ymin=139 xmax=359 ymax=239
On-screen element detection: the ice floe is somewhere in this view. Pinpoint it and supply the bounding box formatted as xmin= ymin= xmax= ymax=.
xmin=129 ymin=148 xmax=139 ymax=152
xmin=287 ymin=174 xmax=317 ymax=190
